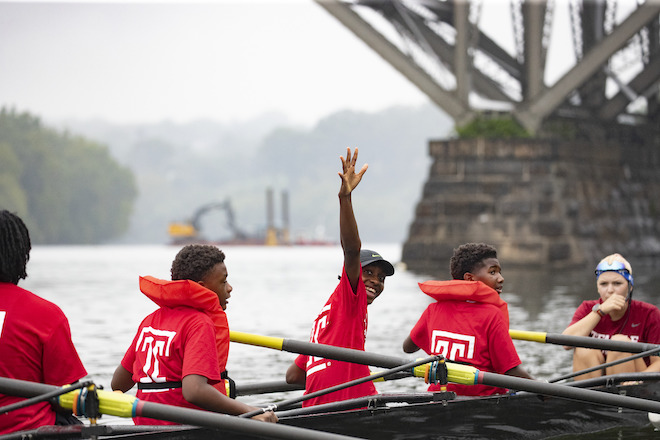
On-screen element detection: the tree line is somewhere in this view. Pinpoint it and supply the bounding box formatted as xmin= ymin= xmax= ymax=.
xmin=0 ymin=108 xmax=136 ymax=244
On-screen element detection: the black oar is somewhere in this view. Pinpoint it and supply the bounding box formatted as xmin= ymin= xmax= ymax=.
xmin=240 ymin=355 xmax=440 ymax=418
xmin=0 ymin=380 xmax=93 ymax=415
xmin=230 ymin=331 xmax=660 ymax=414
xmin=550 ymin=346 xmax=660 ymax=383
xmin=510 ymin=329 xmax=660 ymax=354
xmin=236 ymin=372 xmax=411 ymax=397
xmin=236 ymin=380 xmax=304 ymax=396
xmin=230 ymin=331 xmax=415 ymax=369
xmin=0 ymin=377 xmax=360 ymax=440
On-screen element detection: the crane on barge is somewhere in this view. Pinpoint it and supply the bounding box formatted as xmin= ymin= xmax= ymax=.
xmin=167 ymin=189 xmax=297 ymax=246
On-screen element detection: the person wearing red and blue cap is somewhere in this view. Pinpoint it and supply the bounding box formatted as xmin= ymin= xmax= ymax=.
xmin=562 ymin=253 xmax=660 ymax=380
xmin=285 ymin=147 xmax=395 ymax=407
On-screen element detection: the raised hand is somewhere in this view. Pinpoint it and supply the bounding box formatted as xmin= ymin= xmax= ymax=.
xmin=338 ymin=147 xmax=368 ymax=197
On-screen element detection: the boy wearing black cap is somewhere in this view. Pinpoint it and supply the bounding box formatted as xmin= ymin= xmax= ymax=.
xmin=285 ymin=147 xmax=394 ymax=407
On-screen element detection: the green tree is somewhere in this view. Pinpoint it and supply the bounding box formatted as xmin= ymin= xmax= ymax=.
xmin=456 ymin=113 xmax=531 ymax=139
xmin=0 ymin=108 xmax=136 ymax=244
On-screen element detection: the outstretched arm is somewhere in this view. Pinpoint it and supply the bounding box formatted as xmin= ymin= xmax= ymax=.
xmin=338 ymin=147 xmax=368 ymax=293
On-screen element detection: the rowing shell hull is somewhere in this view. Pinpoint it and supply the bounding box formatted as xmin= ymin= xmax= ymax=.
xmin=2 ymin=378 xmax=659 ymax=440
xmin=281 ymin=380 xmax=660 ymax=439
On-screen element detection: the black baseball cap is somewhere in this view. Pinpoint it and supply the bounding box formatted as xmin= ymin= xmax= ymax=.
xmin=360 ymin=249 xmax=395 ymax=276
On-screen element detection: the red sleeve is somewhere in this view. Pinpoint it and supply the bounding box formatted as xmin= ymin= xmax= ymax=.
xmin=569 ymin=301 xmax=595 ymax=326
xmin=335 ymin=266 xmax=364 ymax=315
xmin=642 ymin=304 xmax=660 ymax=344
xmin=294 ymin=354 xmax=307 ymax=370
xmin=487 ymin=313 xmax=521 ymax=374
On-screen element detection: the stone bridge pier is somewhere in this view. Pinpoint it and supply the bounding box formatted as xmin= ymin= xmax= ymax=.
xmin=402 ymin=134 xmax=660 ymax=275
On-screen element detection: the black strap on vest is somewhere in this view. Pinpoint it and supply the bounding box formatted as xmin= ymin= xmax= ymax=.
xmin=137 ymin=381 xmax=182 ymax=390
xmin=137 ymin=371 xmax=231 ymax=391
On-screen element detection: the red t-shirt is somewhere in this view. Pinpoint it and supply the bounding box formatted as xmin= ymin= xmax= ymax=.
xmin=0 ymin=283 xmax=88 ymax=434
xmin=121 ymin=306 xmax=223 ymax=425
xmin=294 ymin=266 xmax=376 ymax=407
xmin=409 ymin=282 xmax=521 ymax=396
xmin=569 ymin=299 xmax=660 ymax=365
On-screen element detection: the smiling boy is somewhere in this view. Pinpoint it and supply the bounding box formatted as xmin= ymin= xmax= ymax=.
xmin=403 ymin=242 xmax=533 ymax=396
xmin=285 ymin=148 xmax=395 ymax=407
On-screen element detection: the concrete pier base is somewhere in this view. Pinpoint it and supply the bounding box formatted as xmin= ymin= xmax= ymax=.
xmin=402 ymin=136 xmax=660 ymax=275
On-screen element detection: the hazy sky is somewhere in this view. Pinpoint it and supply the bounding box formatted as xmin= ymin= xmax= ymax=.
xmin=2 ymin=0 xmax=635 ymax=127
xmin=1 ymin=0 xmax=436 ymax=126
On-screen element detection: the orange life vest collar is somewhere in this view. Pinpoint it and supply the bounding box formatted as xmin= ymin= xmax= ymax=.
xmin=418 ymin=279 xmax=510 ymax=327
xmin=139 ymin=276 xmax=230 ymax=372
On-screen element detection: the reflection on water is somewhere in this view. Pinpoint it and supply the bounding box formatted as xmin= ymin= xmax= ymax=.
xmin=17 ymin=244 xmax=660 ymax=435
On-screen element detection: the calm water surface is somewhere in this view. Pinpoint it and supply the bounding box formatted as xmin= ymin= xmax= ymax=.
xmin=19 ymin=244 xmax=660 ymax=437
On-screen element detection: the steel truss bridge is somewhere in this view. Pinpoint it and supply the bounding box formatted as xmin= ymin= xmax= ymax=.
xmin=315 ymin=0 xmax=660 ymax=135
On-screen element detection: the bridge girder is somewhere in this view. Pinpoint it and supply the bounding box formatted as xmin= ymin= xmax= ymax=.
xmin=315 ymin=0 xmax=660 ymax=134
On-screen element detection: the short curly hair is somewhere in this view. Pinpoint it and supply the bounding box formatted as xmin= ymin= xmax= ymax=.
xmin=449 ymin=243 xmax=498 ymax=280
xmin=0 ymin=210 xmax=32 ymax=284
xmin=171 ymin=244 xmax=226 ymax=282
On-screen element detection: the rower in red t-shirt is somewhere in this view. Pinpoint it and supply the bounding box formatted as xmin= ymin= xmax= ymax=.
xmin=563 ymin=253 xmax=660 ymax=380
xmin=403 ymin=243 xmax=534 ymax=396
xmin=111 ymin=245 xmax=277 ymax=424
xmin=0 ymin=210 xmax=88 ymax=434
xmin=285 ymin=147 xmax=395 ymax=407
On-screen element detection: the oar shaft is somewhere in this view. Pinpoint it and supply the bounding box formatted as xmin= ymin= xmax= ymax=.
xmin=232 ymin=331 xmax=660 ymax=415
xmin=510 ymin=329 xmax=660 ymax=354
xmin=236 ymin=380 xmax=304 ymax=396
xmin=241 ymin=356 xmax=440 ymax=418
xmin=283 ymin=339 xmax=406 ymax=369
xmin=0 ymin=378 xmax=359 ymax=440
xmin=479 ymin=372 xmax=660 ymax=413
xmin=136 ymin=400 xmax=358 ymax=440
xmin=231 ymin=331 xmax=407 ymax=369
xmin=0 ymin=380 xmax=92 ymax=415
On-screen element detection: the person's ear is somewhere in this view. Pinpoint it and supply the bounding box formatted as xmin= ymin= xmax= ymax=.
xmin=463 ymin=272 xmax=475 ymax=281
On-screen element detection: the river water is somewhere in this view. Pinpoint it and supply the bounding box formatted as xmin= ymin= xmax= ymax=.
xmin=19 ymin=244 xmax=660 ymax=437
